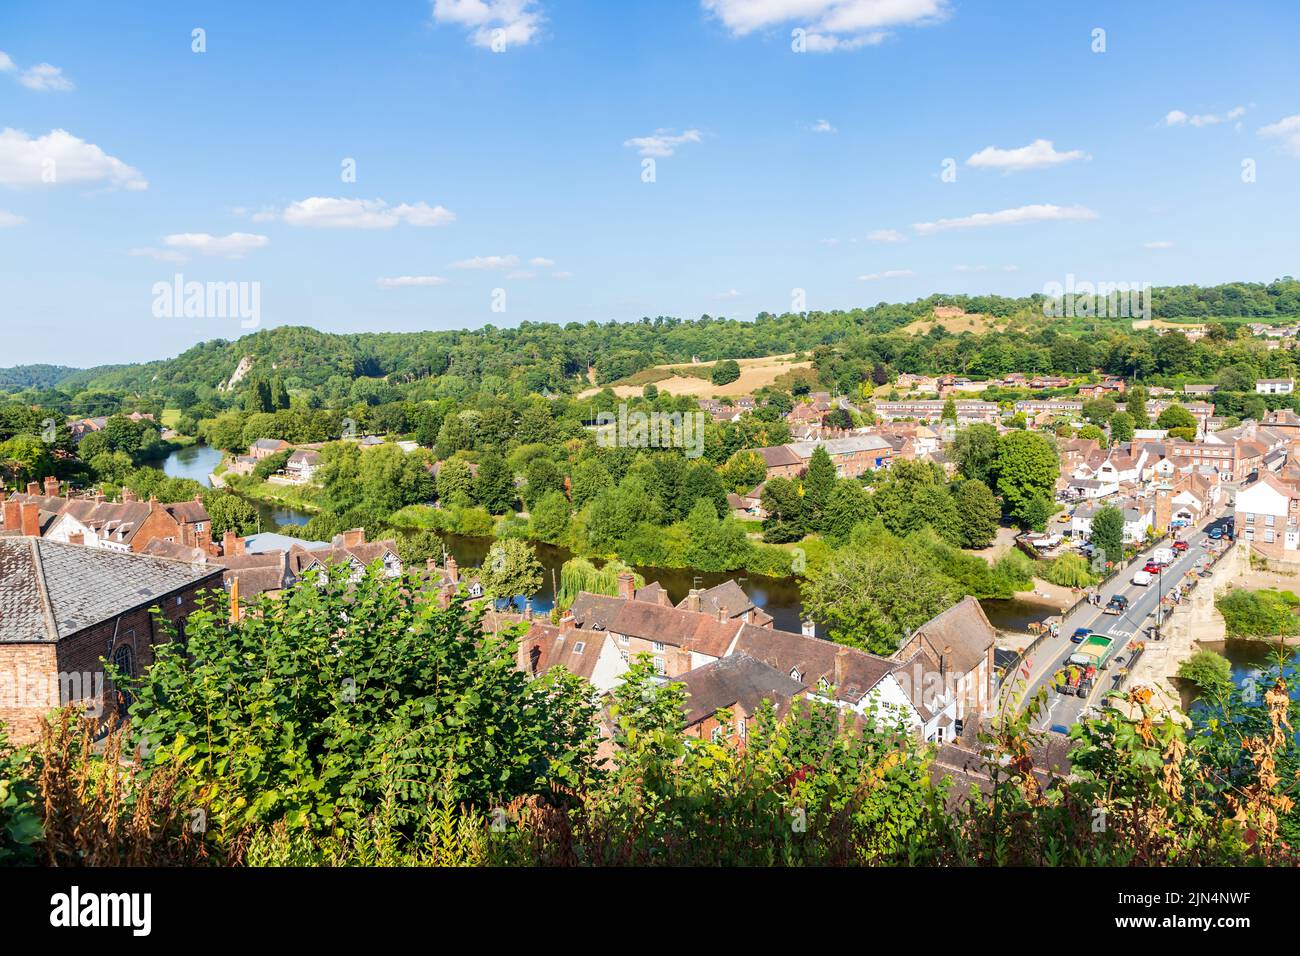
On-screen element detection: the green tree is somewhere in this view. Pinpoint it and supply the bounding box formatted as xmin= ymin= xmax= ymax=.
xmin=435 ymin=457 xmax=474 ymax=507
xmin=952 ymin=479 xmax=1001 ymax=549
xmin=760 ymin=477 xmax=805 ymax=543
xmin=570 ymin=458 xmax=613 ymax=510
xmin=529 ymin=490 xmax=572 ymax=544
xmin=1156 ymin=404 xmax=1197 ymax=432
xmin=1108 ymin=411 xmax=1135 ymax=443
xmin=1178 ymin=650 xmax=1233 ymax=695
xmin=821 ymin=481 xmax=872 ymax=546
xmin=522 ymin=456 xmax=563 ymax=510
xmin=710 ymin=359 xmax=741 ymax=386
xmin=205 ymin=492 xmax=260 ymax=537
xmin=1091 ymin=504 xmax=1125 ymax=567
xmin=953 ymin=423 xmax=1001 ymax=485
xmin=482 ymin=538 xmax=545 ymax=609
xmin=802 ymin=445 xmax=837 ymax=532
xmin=995 ymin=430 xmax=1059 ymax=528
xmin=473 ymin=454 xmax=517 ymax=515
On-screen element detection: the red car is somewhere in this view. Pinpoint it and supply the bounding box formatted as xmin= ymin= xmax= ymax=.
xmin=1173 ymin=541 xmax=1189 ymax=553
xmin=1143 ymin=562 xmax=1162 ymax=573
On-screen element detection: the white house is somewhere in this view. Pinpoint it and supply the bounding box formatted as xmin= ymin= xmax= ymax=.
xmin=1234 ymin=472 xmax=1300 ymax=558
xmin=1256 ymin=378 xmax=1295 ymax=395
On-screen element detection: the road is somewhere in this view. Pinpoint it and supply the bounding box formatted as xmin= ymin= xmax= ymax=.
xmin=1018 ymin=511 xmax=1234 ymax=731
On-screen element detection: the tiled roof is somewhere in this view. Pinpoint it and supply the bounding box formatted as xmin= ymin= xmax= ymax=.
xmin=679 ymin=654 xmax=806 ymax=725
xmin=0 ymin=537 xmax=222 ymax=643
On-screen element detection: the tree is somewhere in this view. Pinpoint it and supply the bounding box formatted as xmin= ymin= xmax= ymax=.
xmin=205 ymin=492 xmax=259 ymax=537
xmin=570 ymin=458 xmax=612 ymax=509
xmin=1078 ymin=423 xmax=1104 ymax=442
xmin=803 ymin=545 xmax=960 ymax=655
xmin=953 ymin=423 xmax=1001 ymax=485
xmin=529 ymin=490 xmax=571 ymax=544
xmin=994 ymin=431 xmax=1059 ymax=528
xmin=760 ymin=477 xmax=806 ymax=543
xmin=522 ymin=456 xmax=563 ymax=510
xmin=1108 ymin=411 xmax=1135 ymax=443
xmin=474 ymin=455 xmax=517 ymax=515
xmin=1091 ymin=504 xmax=1125 ymax=567
xmin=710 ymin=359 xmax=741 ymax=386
xmin=482 ymin=538 xmax=544 ymax=609
xmin=1156 ymin=404 xmax=1197 ymax=432
xmin=821 ymin=481 xmax=872 ymax=546
xmin=1177 ymin=650 xmax=1232 ymax=695
xmin=941 ymin=396 xmax=957 ymax=422
xmin=680 ymin=499 xmax=752 ymax=572
xmin=720 ymin=450 xmax=766 ymax=494
xmin=1126 ymin=386 xmax=1149 ymax=428
xmin=435 ymin=457 xmax=474 ymax=507
xmin=253 ymin=449 xmax=291 ymax=480
xmin=802 ymin=445 xmax=837 ymax=532
xmin=952 ymin=479 xmax=1000 ymax=549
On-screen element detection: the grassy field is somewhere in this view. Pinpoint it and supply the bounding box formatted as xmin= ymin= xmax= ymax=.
xmin=581 ymin=353 xmax=813 ymax=399
xmin=228 ymin=476 xmax=323 ymax=512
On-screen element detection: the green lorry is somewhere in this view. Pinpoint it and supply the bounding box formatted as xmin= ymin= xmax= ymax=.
xmin=1068 ymin=634 xmax=1115 ymax=671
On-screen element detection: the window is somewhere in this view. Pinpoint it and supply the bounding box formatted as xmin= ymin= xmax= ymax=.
xmin=653 ymin=658 xmax=666 ymax=675
xmin=1265 ymin=530 xmax=1276 ymax=543
xmin=619 ymin=633 xmax=629 ymax=645
xmin=572 ymin=642 xmax=586 ymax=654
xmin=1267 ymin=514 xmax=1276 ymax=526
xmin=711 ymin=726 xmax=724 ymax=743
xmin=652 ymin=641 xmax=664 ymax=652
xmin=112 ymin=645 xmax=135 ymax=712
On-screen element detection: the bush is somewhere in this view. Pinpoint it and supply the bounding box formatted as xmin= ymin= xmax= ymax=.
xmin=1216 ymin=588 xmax=1300 ymax=639
xmin=1042 ymin=553 xmax=1097 ymax=589
xmin=710 ymin=359 xmax=741 ymax=386
xmin=1178 ymin=650 xmax=1233 ymax=694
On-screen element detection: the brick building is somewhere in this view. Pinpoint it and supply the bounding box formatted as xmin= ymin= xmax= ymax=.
xmin=0 ymin=537 xmax=223 ymax=743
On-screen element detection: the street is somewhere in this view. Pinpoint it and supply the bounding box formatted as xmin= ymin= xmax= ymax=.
xmin=1017 ymin=510 xmax=1234 ymax=731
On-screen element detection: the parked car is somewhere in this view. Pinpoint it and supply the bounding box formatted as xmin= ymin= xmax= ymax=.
xmin=1208 ymin=528 xmax=1223 ymax=540
xmin=1104 ymin=594 xmax=1129 ymax=615
xmin=1071 ymin=627 xmax=1091 ymax=643
xmin=1143 ymin=561 xmax=1162 ymax=573
xmin=1173 ymin=541 xmax=1189 ymax=553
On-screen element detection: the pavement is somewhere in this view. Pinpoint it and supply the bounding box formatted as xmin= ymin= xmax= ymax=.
xmin=1015 ymin=511 xmax=1235 ymax=731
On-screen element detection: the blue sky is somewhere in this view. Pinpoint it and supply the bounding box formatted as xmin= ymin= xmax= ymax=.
xmin=1 ymin=0 xmax=1298 ymax=367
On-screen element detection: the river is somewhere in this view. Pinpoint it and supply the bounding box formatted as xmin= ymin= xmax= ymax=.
xmin=158 ymin=446 xmax=1056 ymax=636
xmin=160 ymin=443 xmax=311 ymax=528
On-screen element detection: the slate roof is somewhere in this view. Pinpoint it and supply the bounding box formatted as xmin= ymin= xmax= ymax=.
xmin=0 ymin=537 xmax=222 ymax=643
xmin=521 ymin=624 xmax=609 ymax=682
xmin=568 ymin=592 xmax=626 ymax=630
xmin=903 ymin=595 xmax=997 ymax=678
xmin=679 ymin=654 xmax=806 ymax=725
xmin=731 ymin=624 xmax=897 ymax=705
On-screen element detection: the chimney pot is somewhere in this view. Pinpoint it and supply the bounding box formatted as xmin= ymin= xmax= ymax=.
xmin=617 ymin=571 xmax=635 ymax=601
xmin=686 ymin=588 xmax=701 ymax=612
xmin=26 ymin=481 xmax=40 ymax=496
xmin=2 ymin=499 xmax=18 ymax=531
xmin=44 ymin=476 xmax=59 ymax=497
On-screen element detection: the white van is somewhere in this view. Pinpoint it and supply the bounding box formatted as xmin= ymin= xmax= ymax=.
xmin=1151 ymin=547 xmax=1174 ymax=566
xmin=1132 ymin=570 xmax=1153 ymax=586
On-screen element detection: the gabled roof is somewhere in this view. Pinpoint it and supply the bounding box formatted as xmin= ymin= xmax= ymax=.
xmin=749 ymin=445 xmax=803 ymax=468
xmin=679 ymin=654 xmax=806 ymax=725
xmin=521 ymin=624 xmax=610 ymax=682
xmin=0 ymin=537 xmax=221 ymax=643
xmin=731 ymin=624 xmax=897 ymax=705
xmin=902 ymin=595 xmax=996 ymax=678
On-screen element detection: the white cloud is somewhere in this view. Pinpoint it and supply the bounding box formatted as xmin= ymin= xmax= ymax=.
xmin=432 ymin=0 xmax=544 ymax=50
xmin=19 ymin=63 xmax=73 ymax=92
xmin=552 ymin=270 xmax=573 ymax=279
xmin=528 ymin=256 xmax=555 ymax=266
xmin=858 ymin=269 xmax=914 ymax=280
xmin=378 ymin=275 xmax=448 ymax=288
xmin=0 ymin=128 xmax=146 ymax=190
xmin=266 ymin=197 xmax=455 ymax=229
xmin=161 ymin=232 xmax=269 ymax=259
xmin=0 ymin=209 xmax=25 ymax=227
xmin=912 ymin=203 xmax=1097 ymax=235
xmin=966 ymin=138 xmax=1088 ymax=172
xmin=810 ymin=119 xmax=837 ymax=133
xmin=0 ymin=52 xmax=74 ymax=92
xmin=702 ymin=0 xmax=949 ymax=52
xmin=451 ymin=254 xmax=520 ymax=270
xmin=1163 ymin=106 xmax=1247 ymax=128
xmin=866 ymin=228 xmax=905 ymax=242
xmin=1259 ymin=115 xmax=1300 ymax=156
xmin=1144 ymin=240 xmax=1175 ymax=249
xmin=624 ymin=128 xmax=702 ymax=157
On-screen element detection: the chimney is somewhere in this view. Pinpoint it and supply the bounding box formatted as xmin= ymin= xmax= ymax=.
xmin=223 ymin=529 xmax=236 ymax=556
xmin=68 ymin=531 xmax=84 ymax=546
xmin=93 ymin=494 xmax=106 ymax=504
xmin=528 ymin=644 xmax=542 ymax=675
xmin=717 ymin=605 xmax=727 ymax=623
xmin=21 ymin=501 xmax=40 ymax=537
xmin=121 ymin=488 xmax=137 ymax=503
xmin=446 ymin=554 xmax=458 ymax=583
xmin=834 ymin=646 xmax=849 ymax=690
xmin=686 ymin=588 xmax=701 ymax=612
xmin=617 ymin=571 xmax=635 ymax=601
xmin=342 ymin=528 xmax=365 ymax=548
xmin=656 ymin=588 xmax=670 ymax=607
xmin=148 ymin=495 xmax=158 ymax=511
xmin=195 ymin=527 xmax=210 ymax=553
xmin=524 ymin=600 xmax=534 ymax=621
xmin=44 ymin=476 xmax=59 ymax=498
xmin=2 ymin=498 xmax=18 ymax=531
xmin=26 ymin=481 xmax=39 ymax=496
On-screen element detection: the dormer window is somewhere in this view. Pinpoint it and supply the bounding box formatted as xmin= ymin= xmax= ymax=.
xmin=572 ymin=642 xmax=586 ymax=654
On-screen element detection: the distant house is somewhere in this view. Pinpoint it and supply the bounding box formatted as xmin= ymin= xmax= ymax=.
xmin=1256 ymin=378 xmax=1295 ymax=395
xmin=1183 ymin=384 xmax=1217 ymax=397
xmin=249 ymin=438 xmax=290 ymax=460
xmin=286 ymin=449 xmax=321 ymax=483
xmin=749 ymin=445 xmax=804 ymax=480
